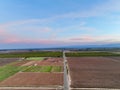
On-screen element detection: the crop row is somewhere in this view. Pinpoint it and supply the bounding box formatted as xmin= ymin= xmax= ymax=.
xmin=65 ymin=52 xmax=120 ymax=57
xmin=0 ymin=51 xmax=62 ymax=58
xmin=23 ymin=66 xmax=62 ymax=72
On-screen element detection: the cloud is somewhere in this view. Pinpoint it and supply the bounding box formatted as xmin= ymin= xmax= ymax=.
xmin=0 ymin=32 xmax=120 ymax=47
xmin=53 ymin=0 xmax=120 ymax=19
xmin=69 ymin=35 xmax=95 ymax=43
xmin=1 ymin=0 xmax=119 ymax=30
xmin=1 ymin=0 xmax=119 ymax=28
xmin=70 ymin=36 xmax=94 ymax=42
xmin=0 ymin=0 xmax=120 ymax=48
xmin=0 ymin=19 xmax=51 ymax=28
xmin=0 ymin=29 xmax=5 ymax=33
xmin=69 ymin=34 xmax=120 ymax=44
xmin=0 ymin=29 xmax=13 ymax=38
xmin=1 ymin=0 xmax=120 ymax=28
xmin=0 ymin=33 xmax=59 ymax=44
xmin=23 ymin=27 xmax=52 ymax=33
xmin=101 ymin=0 xmax=120 ymax=12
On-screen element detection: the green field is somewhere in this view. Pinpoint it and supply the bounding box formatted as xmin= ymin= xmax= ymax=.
xmin=0 ymin=65 xmax=24 ymax=81
xmin=51 ymin=66 xmax=62 ymax=72
xmin=26 ymin=57 xmax=44 ymax=61
xmin=0 ymin=51 xmax=62 ymax=58
xmin=66 ymin=52 xmax=120 ymax=57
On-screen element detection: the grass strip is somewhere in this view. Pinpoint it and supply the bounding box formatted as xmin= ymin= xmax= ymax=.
xmin=0 ymin=65 xmax=24 ymax=81
xmin=40 ymin=66 xmax=52 ymax=72
xmin=23 ymin=66 xmax=52 ymax=72
xmin=26 ymin=57 xmax=44 ymax=61
xmin=66 ymin=52 xmax=120 ymax=57
xmin=51 ymin=66 xmax=62 ymax=72
xmin=0 ymin=51 xmax=62 ymax=58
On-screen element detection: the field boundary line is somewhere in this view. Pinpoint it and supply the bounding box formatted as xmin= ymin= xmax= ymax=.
xmin=0 ymin=86 xmax=63 ymax=89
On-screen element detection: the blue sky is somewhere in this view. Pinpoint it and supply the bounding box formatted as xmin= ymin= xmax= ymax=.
xmin=0 ymin=0 xmax=120 ymax=49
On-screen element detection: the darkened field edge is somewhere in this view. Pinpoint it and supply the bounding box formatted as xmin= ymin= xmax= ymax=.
xmin=66 ymin=52 xmax=120 ymax=57
xmin=0 ymin=51 xmax=62 ymax=58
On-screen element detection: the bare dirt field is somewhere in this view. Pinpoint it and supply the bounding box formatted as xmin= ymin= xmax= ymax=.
xmin=0 ymin=58 xmax=20 ymax=66
xmin=14 ymin=58 xmax=63 ymax=66
xmin=0 ymin=72 xmax=63 ymax=87
xmin=13 ymin=60 xmax=31 ymax=66
xmin=35 ymin=58 xmax=63 ymax=66
xmin=67 ymin=57 xmax=120 ymax=89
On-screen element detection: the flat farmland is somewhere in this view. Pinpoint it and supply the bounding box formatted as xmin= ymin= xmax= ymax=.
xmin=0 ymin=72 xmax=63 ymax=87
xmin=67 ymin=57 xmax=120 ymax=89
xmin=13 ymin=57 xmax=63 ymax=66
xmin=0 ymin=57 xmax=63 ymax=82
xmin=0 ymin=57 xmax=64 ymax=90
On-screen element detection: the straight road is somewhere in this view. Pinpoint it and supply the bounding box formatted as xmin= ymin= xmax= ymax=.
xmin=63 ymin=51 xmax=70 ymax=90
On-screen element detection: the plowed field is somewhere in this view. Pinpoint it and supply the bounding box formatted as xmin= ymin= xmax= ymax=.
xmin=0 ymin=58 xmax=20 ymax=66
xmin=0 ymin=72 xmax=63 ymax=87
xmin=68 ymin=57 xmax=120 ymax=89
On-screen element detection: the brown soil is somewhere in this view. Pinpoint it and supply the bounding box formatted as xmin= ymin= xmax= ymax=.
xmin=21 ymin=61 xmax=36 ymax=66
xmin=0 ymin=72 xmax=63 ymax=87
xmin=35 ymin=58 xmax=63 ymax=66
xmin=13 ymin=60 xmax=31 ymax=66
xmin=14 ymin=58 xmax=63 ymax=66
xmin=67 ymin=57 xmax=120 ymax=88
xmin=0 ymin=58 xmax=20 ymax=66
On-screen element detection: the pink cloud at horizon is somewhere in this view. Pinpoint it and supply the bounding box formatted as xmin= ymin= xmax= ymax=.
xmin=69 ymin=35 xmax=120 ymax=44
xmin=70 ymin=35 xmax=95 ymax=42
xmin=1 ymin=37 xmax=65 ymax=45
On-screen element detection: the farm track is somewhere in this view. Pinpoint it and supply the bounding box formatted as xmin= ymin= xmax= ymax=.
xmin=0 ymin=86 xmax=63 ymax=90
xmin=63 ymin=51 xmax=70 ymax=90
xmin=21 ymin=61 xmax=36 ymax=66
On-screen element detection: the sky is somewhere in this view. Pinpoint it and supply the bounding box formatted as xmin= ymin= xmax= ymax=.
xmin=0 ymin=0 xmax=120 ymax=49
